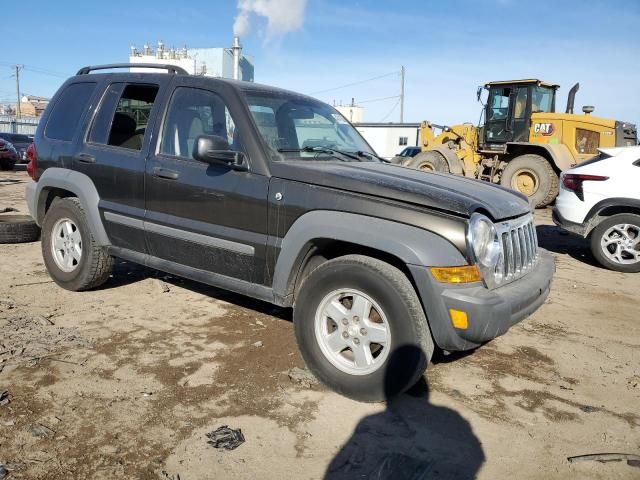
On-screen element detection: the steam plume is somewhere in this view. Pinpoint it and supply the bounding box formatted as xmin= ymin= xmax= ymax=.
xmin=233 ymin=0 xmax=307 ymax=38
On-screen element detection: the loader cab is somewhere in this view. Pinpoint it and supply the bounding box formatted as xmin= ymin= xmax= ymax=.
xmin=481 ymin=79 xmax=558 ymax=148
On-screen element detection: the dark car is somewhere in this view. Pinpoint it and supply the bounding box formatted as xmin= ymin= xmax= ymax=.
xmin=0 ymin=133 xmax=33 ymax=163
xmin=0 ymin=138 xmax=19 ymax=170
xmin=390 ymin=146 xmax=421 ymax=164
xmin=25 ymin=64 xmax=554 ymax=401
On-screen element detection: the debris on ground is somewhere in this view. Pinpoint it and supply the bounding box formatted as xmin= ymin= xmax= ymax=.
xmin=0 ymin=314 xmax=91 ymax=372
xmin=30 ymin=423 xmax=55 ymax=438
xmin=579 ymin=405 xmax=600 ymax=413
xmin=287 ymin=367 xmax=318 ymax=388
xmin=255 ymin=320 xmax=265 ymax=326
xmin=0 ymin=465 xmax=8 ymax=479
xmin=568 ymin=453 xmax=640 ymax=468
xmin=206 ymin=425 xmax=245 ymax=450
xmin=252 ymin=341 xmax=263 ymax=348
xmin=0 ymin=390 xmax=9 ymax=407
xmin=160 ymin=470 xmax=181 ymax=480
xmin=155 ymin=279 xmax=171 ymax=293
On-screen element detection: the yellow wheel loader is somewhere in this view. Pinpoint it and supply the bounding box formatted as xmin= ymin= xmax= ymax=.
xmin=401 ymin=80 xmax=637 ymax=207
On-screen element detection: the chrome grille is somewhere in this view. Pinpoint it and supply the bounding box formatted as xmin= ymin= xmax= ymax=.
xmin=495 ymin=214 xmax=538 ymax=285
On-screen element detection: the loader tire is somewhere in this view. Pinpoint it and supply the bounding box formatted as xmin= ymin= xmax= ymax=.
xmin=500 ymin=154 xmax=558 ymax=208
xmin=407 ymin=151 xmax=450 ymax=173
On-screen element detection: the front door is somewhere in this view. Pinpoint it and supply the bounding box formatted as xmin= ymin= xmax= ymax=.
xmin=484 ymin=86 xmax=512 ymax=144
xmin=144 ymin=83 xmax=269 ymax=284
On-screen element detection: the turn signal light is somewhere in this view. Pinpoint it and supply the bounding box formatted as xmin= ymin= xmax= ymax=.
xmin=449 ymin=309 xmax=469 ymax=329
xmin=430 ymin=265 xmax=481 ymax=283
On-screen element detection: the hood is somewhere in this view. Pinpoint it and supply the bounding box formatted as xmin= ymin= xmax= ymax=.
xmin=271 ymin=161 xmax=530 ymax=221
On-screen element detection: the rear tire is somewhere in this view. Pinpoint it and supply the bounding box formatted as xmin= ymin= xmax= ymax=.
xmin=500 ymin=154 xmax=558 ymax=207
xmin=590 ymin=214 xmax=640 ymax=273
xmin=293 ymin=255 xmax=434 ymax=402
xmin=41 ymin=197 xmax=114 ymax=291
xmin=0 ymin=215 xmax=40 ymax=243
xmin=407 ymin=151 xmax=450 ymax=173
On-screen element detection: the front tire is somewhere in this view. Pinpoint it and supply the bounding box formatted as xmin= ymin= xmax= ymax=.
xmin=500 ymin=154 xmax=558 ymax=207
xmin=294 ymin=255 xmax=434 ymax=402
xmin=41 ymin=198 xmax=114 ymax=291
xmin=590 ymin=214 xmax=640 ymax=273
xmin=407 ymin=151 xmax=450 ymax=173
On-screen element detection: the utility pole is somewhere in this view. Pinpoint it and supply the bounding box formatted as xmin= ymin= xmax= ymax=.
xmin=15 ymin=65 xmax=23 ymax=119
xmin=400 ymin=65 xmax=405 ymax=123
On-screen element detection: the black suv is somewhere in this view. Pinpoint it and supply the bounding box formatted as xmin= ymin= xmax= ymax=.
xmin=25 ymin=64 xmax=554 ymax=401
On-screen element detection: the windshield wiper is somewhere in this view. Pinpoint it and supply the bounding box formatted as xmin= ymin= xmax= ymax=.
xmin=354 ymin=150 xmax=390 ymax=163
xmin=277 ymin=146 xmax=362 ymax=161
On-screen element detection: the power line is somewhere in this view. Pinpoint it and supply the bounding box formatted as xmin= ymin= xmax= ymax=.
xmin=309 ymin=70 xmax=399 ymax=95
xmin=378 ymin=98 xmax=401 ymax=122
xmin=357 ymin=94 xmax=400 ymax=104
xmin=0 ymin=62 xmax=70 ymax=78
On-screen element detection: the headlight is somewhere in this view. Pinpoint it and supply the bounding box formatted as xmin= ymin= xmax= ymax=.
xmin=467 ymin=213 xmax=502 ymax=287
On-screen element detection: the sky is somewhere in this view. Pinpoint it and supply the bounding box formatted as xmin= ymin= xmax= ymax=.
xmin=2 ymin=0 xmax=639 ymax=126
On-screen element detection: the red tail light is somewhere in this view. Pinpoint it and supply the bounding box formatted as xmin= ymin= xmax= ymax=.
xmin=26 ymin=143 xmax=37 ymax=180
xmin=562 ymin=173 xmax=608 ymax=200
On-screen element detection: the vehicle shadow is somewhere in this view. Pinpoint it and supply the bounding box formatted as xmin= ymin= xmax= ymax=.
xmin=102 ymin=259 xmax=292 ymax=321
xmin=325 ymin=345 xmax=485 ymax=480
xmin=536 ymin=224 xmax=601 ymax=267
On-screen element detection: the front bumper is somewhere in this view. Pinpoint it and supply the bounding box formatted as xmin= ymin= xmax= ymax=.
xmin=552 ymin=207 xmax=588 ymax=237
xmin=409 ymin=249 xmax=555 ymax=351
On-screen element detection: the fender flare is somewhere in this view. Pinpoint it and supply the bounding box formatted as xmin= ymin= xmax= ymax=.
xmin=583 ymin=197 xmax=640 ymax=236
xmin=33 ymin=167 xmax=110 ymax=245
xmin=271 ymin=210 xmax=467 ymax=301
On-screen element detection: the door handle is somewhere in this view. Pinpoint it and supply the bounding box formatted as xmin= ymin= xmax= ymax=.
xmin=75 ymin=153 xmax=96 ymax=164
xmin=153 ymin=167 xmax=179 ymax=180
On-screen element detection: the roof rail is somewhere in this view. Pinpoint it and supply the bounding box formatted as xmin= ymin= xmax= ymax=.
xmin=76 ymin=63 xmax=188 ymax=75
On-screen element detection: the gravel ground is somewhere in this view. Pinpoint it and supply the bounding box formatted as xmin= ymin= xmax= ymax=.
xmin=0 ymin=169 xmax=638 ymax=479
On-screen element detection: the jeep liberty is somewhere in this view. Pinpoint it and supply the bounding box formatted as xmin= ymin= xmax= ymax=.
xmin=25 ymin=64 xmax=554 ymax=401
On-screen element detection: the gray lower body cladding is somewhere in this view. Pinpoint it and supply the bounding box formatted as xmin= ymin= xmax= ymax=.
xmin=409 ymin=249 xmax=554 ymax=351
xmin=552 ymin=207 xmax=588 ymax=237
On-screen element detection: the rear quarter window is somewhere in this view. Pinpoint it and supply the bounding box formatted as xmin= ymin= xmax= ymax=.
xmin=45 ymin=82 xmax=97 ymax=141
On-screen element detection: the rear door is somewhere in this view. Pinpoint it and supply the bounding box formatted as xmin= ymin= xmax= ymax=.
xmin=144 ymin=80 xmax=269 ymax=283
xmin=75 ymin=76 xmax=172 ymax=253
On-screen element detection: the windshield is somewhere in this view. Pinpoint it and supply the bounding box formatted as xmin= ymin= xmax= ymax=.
xmin=242 ymin=89 xmax=376 ymax=161
xmin=532 ymin=86 xmax=555 ymax=113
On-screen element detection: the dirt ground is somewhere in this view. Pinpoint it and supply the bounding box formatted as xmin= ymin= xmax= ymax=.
xmin=0 ymin=168 xmax=638 ymax=480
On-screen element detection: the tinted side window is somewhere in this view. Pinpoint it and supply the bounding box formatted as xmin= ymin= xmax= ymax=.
xmin=89 ymin=83 xmax=158 ymax=151
xmin=160 ymin=87 xmax=241 ymax=159
xmin=45 ymin=82 xmax=96 ymax=141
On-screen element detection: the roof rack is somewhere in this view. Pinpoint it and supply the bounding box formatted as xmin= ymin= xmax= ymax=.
xmin=76 ymin=63 xmax=188 ymax=75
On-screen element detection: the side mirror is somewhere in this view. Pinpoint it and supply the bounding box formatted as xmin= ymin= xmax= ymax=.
xmin=476 ymin=86 xmax=482 ymax=102
xmin=193 ymin=135 xmax=247 ymax=169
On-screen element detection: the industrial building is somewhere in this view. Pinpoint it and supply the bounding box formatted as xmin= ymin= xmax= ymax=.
xmin=129 ymin=39 xmax=254 ymax=81
xmin=354 ymin=123 xmax=421 ymax=159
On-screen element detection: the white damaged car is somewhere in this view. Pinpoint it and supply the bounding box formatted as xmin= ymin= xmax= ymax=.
xmin=553 ymin=146 xmax=640 ymax=272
